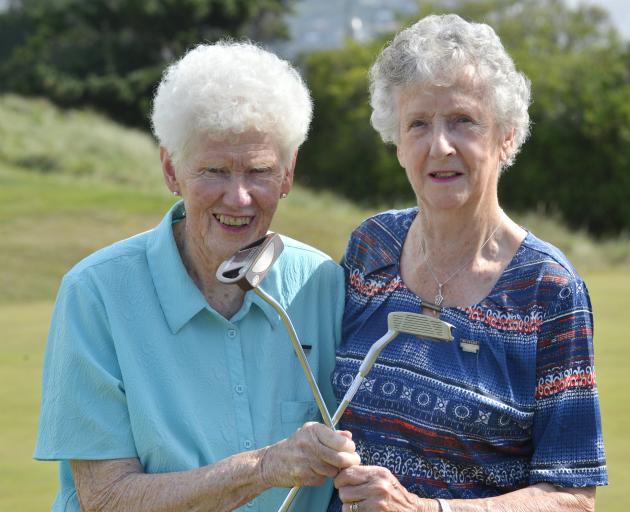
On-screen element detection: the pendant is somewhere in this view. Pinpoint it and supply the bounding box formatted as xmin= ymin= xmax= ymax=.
xmin=435 ymin=284 xmax=444 ymax=306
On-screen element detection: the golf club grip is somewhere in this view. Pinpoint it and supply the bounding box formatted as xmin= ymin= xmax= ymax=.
xmin=275 ymin=378 xmax=360 ymax=512
xmin=253 ymin=287 xmax=334 ymax=428
xmin=276 ymin=331 xmax=401 ymax=512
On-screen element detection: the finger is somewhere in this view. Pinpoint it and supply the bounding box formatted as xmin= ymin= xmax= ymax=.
xmin=338 ymin=480 xmax=390 ymax=506
xmin=310 ymin=424 xmax=357 ymax=452
xmin=334 ymin=465 xmax=373 ymax=487
xmin=309 ymin=458 xmax=344 ymax=479
xmin=338 ymin=468 xmax=403 ymax=506
xmin=312 ymin=441 xmax=361 ymax=469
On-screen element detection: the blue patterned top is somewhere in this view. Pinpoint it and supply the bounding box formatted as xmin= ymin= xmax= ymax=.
xmin=328 ymin=208 xmax=607 ymax=509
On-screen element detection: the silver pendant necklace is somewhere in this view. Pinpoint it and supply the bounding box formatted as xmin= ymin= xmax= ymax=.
xmin=421 ymin=216 xmax=503 ymax=306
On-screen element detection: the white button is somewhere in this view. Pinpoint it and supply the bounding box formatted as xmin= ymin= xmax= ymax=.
xmin=235 ymin=384 xmax=244 ymax=394
xmin=227 ymin=329 xmax=237 ymax=338
xmin=243 ymin=439 xmax=252 ymax=449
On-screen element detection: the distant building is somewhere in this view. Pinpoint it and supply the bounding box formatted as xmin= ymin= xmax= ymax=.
xmin=272 ymin=0 xmax=419 ymax=58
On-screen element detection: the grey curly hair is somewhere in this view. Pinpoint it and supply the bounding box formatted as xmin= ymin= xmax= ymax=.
xmin=369 ymin=14 xmax=531 ymax=169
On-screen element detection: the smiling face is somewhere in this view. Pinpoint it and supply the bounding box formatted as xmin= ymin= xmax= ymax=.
xmin=162 ymin=131 xmax=293 ymax=272
xmin=395 ymin=81 xmax=514 ymax=215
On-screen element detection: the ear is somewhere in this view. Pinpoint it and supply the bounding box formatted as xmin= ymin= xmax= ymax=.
xmin=160 ymin=146 xmax=180 ymax=194
xmin=281 ymin=150 xmax=297 ymax=196
xmin=396 ymin=144 xmax=406 ymax=169
xmin=499 ymin=128 xmax=515 ymax=163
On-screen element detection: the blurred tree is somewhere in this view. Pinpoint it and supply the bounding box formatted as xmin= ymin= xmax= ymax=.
xmin=0 ymin=0 xmax=293 ymax=128
xmin=299 ymin=41 xmax=414 ymax=205
xmin=299 ymin=0 xmax=630 ymax=236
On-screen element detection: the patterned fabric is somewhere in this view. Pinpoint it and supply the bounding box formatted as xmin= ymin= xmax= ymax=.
xmin=328 ymin=208 xmax=607 ymax=510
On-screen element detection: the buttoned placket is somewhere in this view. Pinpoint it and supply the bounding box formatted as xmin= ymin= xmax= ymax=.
xmin=223 ymin=322 xmax=259 ymax=511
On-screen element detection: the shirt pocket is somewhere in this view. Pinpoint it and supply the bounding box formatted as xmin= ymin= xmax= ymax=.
xmin=280 ymin=400 xmax=319 ymax=438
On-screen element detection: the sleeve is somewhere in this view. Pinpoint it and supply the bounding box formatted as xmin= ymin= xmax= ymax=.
xmin=34 ymin=274 xmax=137 ymax=461
xmin=530 ymin=276 xmax=607 ymax=487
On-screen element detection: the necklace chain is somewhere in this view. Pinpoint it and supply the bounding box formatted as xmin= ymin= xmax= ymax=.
xmin=421 ymin=216 xmax=503 ymax=306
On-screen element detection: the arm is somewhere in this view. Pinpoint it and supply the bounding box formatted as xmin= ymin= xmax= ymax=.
xmin=73 ymin=422 xmax=360 ymax=512
xmin=334 ymin=466 xmax=594 ymax=512
xmin=447 ymin=483 xmax=594 ymax=512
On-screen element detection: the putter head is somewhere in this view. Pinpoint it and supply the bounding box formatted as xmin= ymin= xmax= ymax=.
xmin=387 ymin=312 xmax=454 ymax=342
xmin=216 ymin=233 xmax=284 ymax=291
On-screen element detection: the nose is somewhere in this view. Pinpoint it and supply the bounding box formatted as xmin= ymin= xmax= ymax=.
xmin=224 ymin=174 xmax=253 ymax=207
xmin=429 ymin=124 xmax=455 ymax=159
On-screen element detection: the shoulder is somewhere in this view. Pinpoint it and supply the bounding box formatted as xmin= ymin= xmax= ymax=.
xmin=264 ymin=235 xmax=344 ymax=311
xmin=62 ymin=229 xmax=152 ymax=291
xmin=276 ymin=234 xmax=343 ymax=283
xmin=343 ymin=207 xmax=417 ymax=274
xmin=351 ymin=207 xmax=417 ymax=240
xmin=277 ymin=235 xmax=340 ymax=273
xmin=518 ymin=232 xmax=583 ymax=284
xmin=515 ymin=232 xmax=591 ymax=316
xmin=279 ymin=234 xmax=337 ymax=264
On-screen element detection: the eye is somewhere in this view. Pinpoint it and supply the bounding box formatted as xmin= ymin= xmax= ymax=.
xmin=455 ymin=115 xmax=474 ymax=124
xmin=201 ymin=167 xmax=227 ymax=175
xmin=409 ymin=119 xmax=428 ymax=129
xmin=250 ymin=167 xmax=273 ymax=175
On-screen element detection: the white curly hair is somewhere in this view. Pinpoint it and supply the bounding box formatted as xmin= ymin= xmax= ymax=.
xmin=151 ymin=41 xmax=313 ymax=166
xmin=369 ymin=14 xmax=531 ymax=169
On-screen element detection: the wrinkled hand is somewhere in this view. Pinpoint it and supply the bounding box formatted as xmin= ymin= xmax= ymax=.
xmin=260 ymin=422 xmax=361 ymax=488
xmin=335 ymin=465 xmax=437 ymax=512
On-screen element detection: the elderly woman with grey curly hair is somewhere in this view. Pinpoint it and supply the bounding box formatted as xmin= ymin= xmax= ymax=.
xmin=34 ymin=42 xmax=360 ymax=512
xmin=329 ymin=14 xmax=607 ymax=512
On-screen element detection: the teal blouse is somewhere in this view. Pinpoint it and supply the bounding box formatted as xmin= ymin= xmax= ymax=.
xmin=35 ymin=202 xmax=344 ymax=511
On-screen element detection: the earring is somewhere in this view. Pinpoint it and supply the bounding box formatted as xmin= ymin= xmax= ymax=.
xmin=173 ymin=190 xmax=180 ymax=196
xmin=280 ymin=193 xmax=287 ymax=199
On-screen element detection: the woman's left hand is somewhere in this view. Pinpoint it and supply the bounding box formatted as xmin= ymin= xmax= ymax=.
xmin=334 ymin=465 xmax=435 ymax=512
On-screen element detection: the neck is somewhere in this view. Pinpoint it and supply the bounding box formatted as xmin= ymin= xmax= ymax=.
xmin=174 ymin=221 xmax=245 ymax=317
xmin=414 ymin=203 xmax=504 ymax=259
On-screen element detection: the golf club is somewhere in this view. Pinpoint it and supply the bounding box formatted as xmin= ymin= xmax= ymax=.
xmin=277 ymin=311 xmax=455 ymax=512
xmin=216 ymin=233 xmax=333 ymax=428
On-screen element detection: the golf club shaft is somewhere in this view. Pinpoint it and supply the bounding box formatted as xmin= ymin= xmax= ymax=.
xmin=277 ymin=330 xmax=399 ymax=512
xmin=253 ymin=287 xmax=334 ymax=429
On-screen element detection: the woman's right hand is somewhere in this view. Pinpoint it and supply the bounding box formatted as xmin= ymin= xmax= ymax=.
xmin=259 ymin=422 xmax=361 ymax=488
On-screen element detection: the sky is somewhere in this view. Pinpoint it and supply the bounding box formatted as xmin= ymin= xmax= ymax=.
xmin=565 ymin=0 xmax=630 ymax=38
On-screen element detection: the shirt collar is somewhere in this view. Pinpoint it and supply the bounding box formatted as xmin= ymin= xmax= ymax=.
xmin=147 ymin=201 xmax=280 ymax=334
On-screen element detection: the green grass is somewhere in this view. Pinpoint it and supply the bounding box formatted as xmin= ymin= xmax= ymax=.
xmin=580 ymin=269 xmax=629 ymax=511
xmin=1 ymin=95 xmax=627 ymax=510
xmin=0 ymin=302 xmax=58 ymax=510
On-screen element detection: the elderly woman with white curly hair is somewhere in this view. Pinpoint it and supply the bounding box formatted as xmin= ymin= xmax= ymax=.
xmin=34 ymin=41 xmax=359 ymax=512
xmin=329 ymin=14 xmax=607 ymax=512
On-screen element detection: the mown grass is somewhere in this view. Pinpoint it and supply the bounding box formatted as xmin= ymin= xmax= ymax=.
xmin=1 ymin=95 xmax=627 ymax=511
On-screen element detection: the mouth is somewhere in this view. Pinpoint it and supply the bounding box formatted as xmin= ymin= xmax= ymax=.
xmin=214 ymin=214 xmax=254 ymax=228
xmin=428 ymin=170 xmax=463 ymax=181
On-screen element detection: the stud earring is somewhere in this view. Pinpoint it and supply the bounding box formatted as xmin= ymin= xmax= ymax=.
xmin=280 ymin=193 xmax=287 ymax=199
xmin=173 ymin=190 xmax=180 ymax=196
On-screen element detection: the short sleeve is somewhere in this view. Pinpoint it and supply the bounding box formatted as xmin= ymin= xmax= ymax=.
xmin=530 ymin=277 xmax=607 ymax=487
xmin=34 ymin=274 xmax=137 ymax=461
